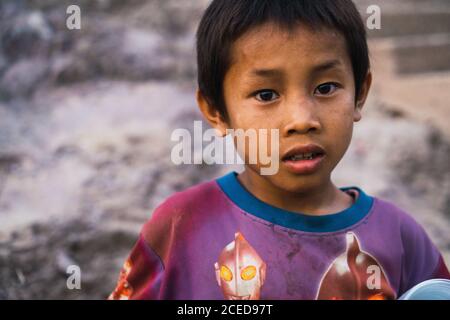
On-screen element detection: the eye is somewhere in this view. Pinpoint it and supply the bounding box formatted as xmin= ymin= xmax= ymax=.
xmin=220 ymin=265 xmax=233 ymax=282
xmin=314 ymin=83 xmax=340 ymax=96
xmin=241 ymin=265 xmax=257 ymax=281
xmin=254 ymin=89 xmax=280 ymax=102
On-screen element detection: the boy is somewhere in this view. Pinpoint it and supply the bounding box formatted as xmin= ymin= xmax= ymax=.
xmin=109 ymin=0 xmax=450 ymax=300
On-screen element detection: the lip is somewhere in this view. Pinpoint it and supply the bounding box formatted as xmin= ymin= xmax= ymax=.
xmin=282 ymin=144 xmax=326 ymax=160
xmin=281 ymin=143 xmax=326 ymax=175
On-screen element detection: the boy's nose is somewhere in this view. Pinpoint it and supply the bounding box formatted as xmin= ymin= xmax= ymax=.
xmin=282 ymin=99 xmax=322 ymax=137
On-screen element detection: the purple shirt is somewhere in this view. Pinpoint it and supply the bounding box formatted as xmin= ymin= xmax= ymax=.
xmin=109 ymin=171 xmax=450 ymax=300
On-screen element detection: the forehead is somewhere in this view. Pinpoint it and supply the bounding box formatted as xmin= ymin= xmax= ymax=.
xmin=229 ymin=23 xmax=350 ymax=75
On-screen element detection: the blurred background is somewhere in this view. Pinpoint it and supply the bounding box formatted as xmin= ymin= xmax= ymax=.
xmin=0 ymin=0 xmax=449 ymax=299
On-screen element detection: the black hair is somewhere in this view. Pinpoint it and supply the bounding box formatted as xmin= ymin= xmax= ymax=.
xmin=196 ymin=0 xmax=370 ymax=121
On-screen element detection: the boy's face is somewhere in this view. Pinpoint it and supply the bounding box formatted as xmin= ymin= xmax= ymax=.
xmin=199 ymin=23 xmax=371 ymax=194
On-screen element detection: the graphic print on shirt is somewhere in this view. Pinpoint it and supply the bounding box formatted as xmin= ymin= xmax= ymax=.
xmin=214 ymin=232 xmax=266 ymax=300
xmin=108 ymin=259 xmax=134 ymax=300
xmin=317 ymin=232 xmax=396 ymax=300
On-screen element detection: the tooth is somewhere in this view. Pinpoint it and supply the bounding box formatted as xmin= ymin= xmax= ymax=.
xmin=288 ymin=152 xmax=319 ymax=161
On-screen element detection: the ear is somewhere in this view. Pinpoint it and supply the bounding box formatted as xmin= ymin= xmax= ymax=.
xmin=354 ymin=71 xmax=372 ymax=122
xmin=196 ymin=89 xmax=228 ymax=136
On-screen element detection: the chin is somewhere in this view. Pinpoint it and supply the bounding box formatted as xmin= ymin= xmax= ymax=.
xmin=269 ymin=171 xmax=327 ymax=194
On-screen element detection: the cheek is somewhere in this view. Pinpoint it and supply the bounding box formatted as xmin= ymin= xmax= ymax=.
xmin=225 ymin=95 xmax=246 ymax=128
xmin=322 ymin=99 xmax=356 ymax=155
xmin=224 ymin=88 xmax=278 ymax=131
xmin=328 ymin=91 xmax=356 ymax=123
xmin=331 ymin=121 xmax=354 ymax=163
xmin=228 ymin=106 xmax=278 ymax=131
xmin=329 ymin=106 xmax=355 ymax=132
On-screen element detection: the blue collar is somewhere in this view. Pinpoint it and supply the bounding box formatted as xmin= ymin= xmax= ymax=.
xmin=216 ymin=171 xmax=374 ymax=233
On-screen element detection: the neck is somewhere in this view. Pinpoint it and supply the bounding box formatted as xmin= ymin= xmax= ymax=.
xmin=238 ymin=168 xmax=353 ymax=216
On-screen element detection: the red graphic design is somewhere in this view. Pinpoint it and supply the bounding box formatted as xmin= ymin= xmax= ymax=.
xmin=215 ymin=232 xmax=266 ymax=300
xmin=317 ymin=232 xmax=396 ymax=300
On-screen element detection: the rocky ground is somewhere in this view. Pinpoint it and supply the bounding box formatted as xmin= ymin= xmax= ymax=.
xmin=0 ymin=0 xmax=449 ymax=299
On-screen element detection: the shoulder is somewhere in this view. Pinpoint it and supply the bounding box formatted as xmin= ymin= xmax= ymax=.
xmin=148 ymin=177 xmax=224 ymax=221
xmin=363 ymin=195 xmax=441 ymax=263
xmin=368 ymin=196 xmax=426 ymax=235
xmin=370 ymin=196 xmax=443 ymax=288
xmin=140 ymin=178 xmax=224 ymax=262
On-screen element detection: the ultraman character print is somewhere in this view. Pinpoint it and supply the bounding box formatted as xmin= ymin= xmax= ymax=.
xmin=109 ymin=259 xmax=134 ymax=300
xmin=317 ymin=232 xmax=396 ymax=300
xmin=215 ymin=232 xmax=267 ymax=300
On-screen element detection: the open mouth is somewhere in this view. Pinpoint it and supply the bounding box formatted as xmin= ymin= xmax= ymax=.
xmin=281 ymin=144 xmax=326 ymax=174
xmin=285 ymin=152 xmax=324 ymax=161
xmin=281 ymin=144 xmax=326 ymax=162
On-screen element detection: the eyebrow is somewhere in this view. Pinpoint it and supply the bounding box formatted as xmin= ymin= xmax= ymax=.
xmin=249 ymin=68 xmax=284 ymax=78
xmin=310 ymin=59 xmax=342 ymax=76
xmin=248 ymin=59 xmax=342 ymax=79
